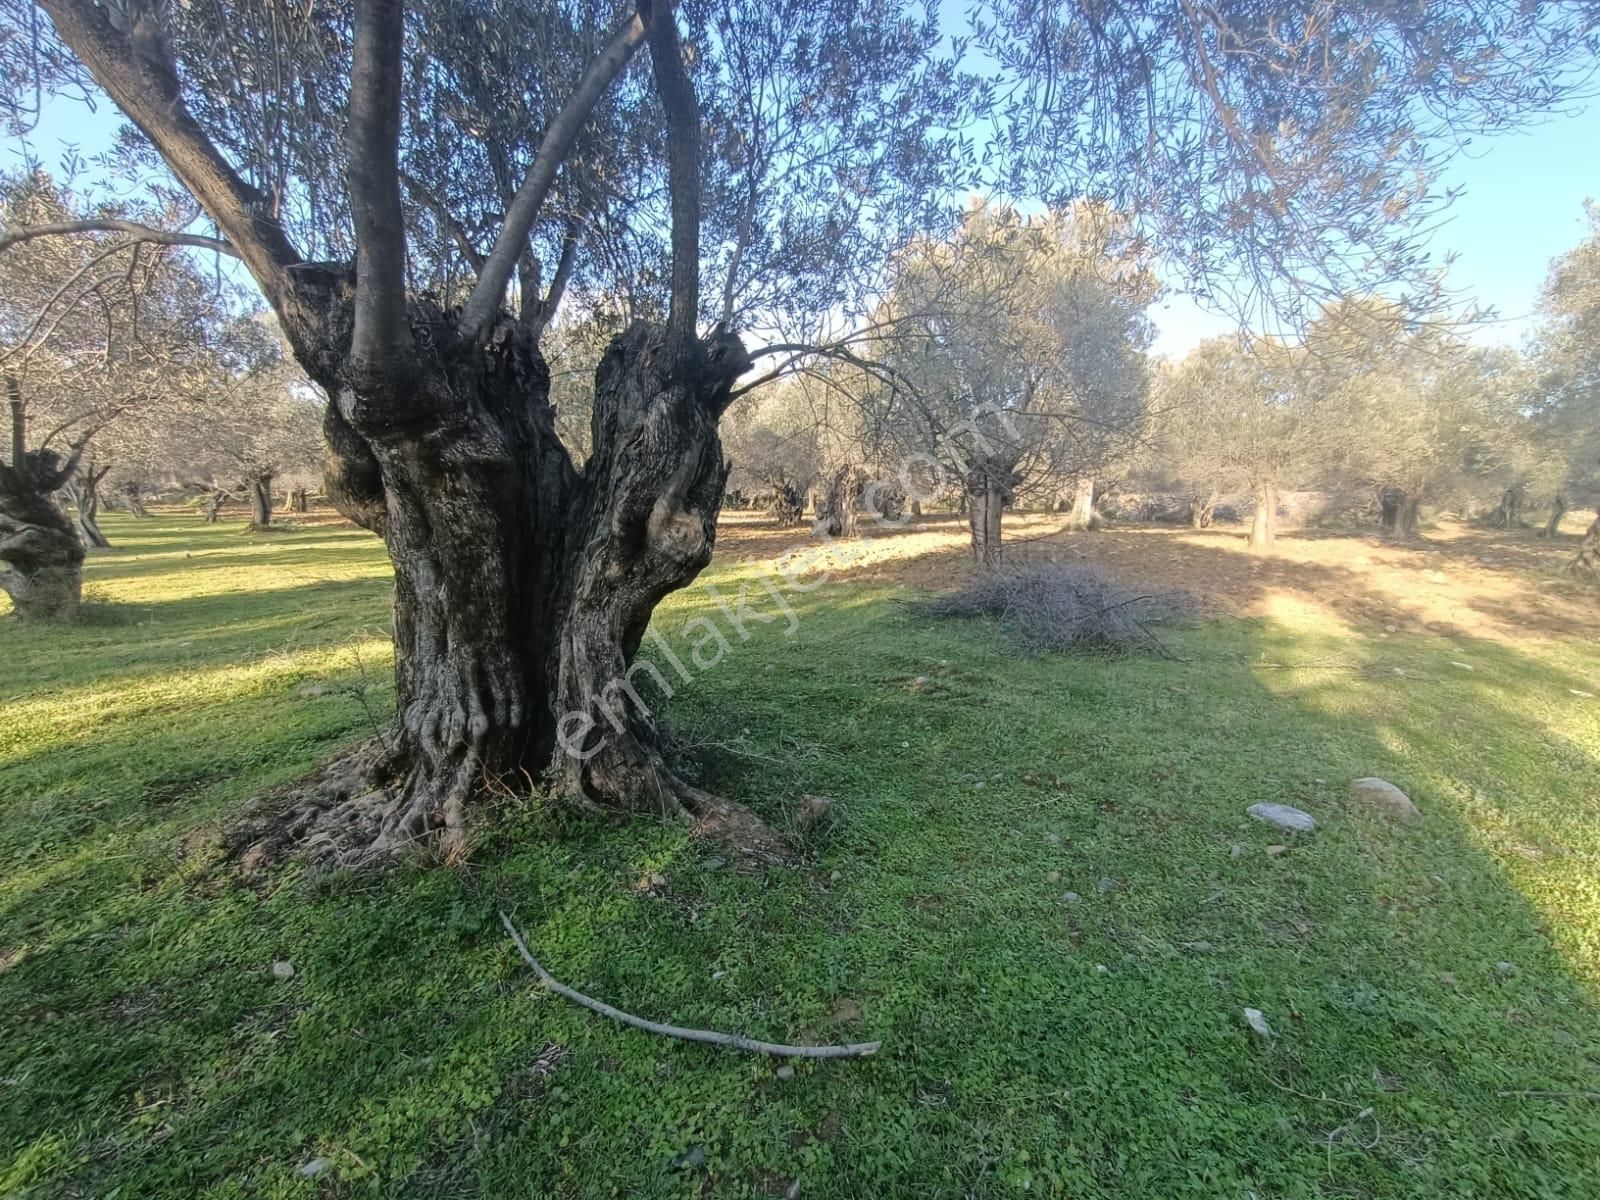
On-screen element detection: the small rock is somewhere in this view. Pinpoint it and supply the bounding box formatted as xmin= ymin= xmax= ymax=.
xmin=829 ymin=870 xmax=842 ymax=882
xmin=912 ymin=675 xmax=929 ymax=687
xmin=296 ymin=1158 xmax=330 ymax=1179
xmin=1045 ymin=870 xmax=1061 ymax=884
xmin=1247 ymin=803 xmax=1317 ymax=833
xmin=1062 ymin=891 xmax=1080 ymax=903
xmin=672 ymin=1145 xmax=708 ymax=1170
xmin=1265 ymin=844 xmax=1288 ymax=857
xmin=973 ymin=780 xmax=986 ymax=791
xmin=1044 ymin=832 xmax=1062 ymax=846
xmin=1494 ymin=961 xmax=1517 ymax=976
xmin=648 ymin=872 xmax=668 ymax=890
xmin=1242 ymin=1007 xmax=1272 ymax=1038
xmin=1097 ymin=877 xmax=1117 ymax=893
xmin=271 ymin=960 xmax=296 ymax=980
xmin=702 ymin=856 xmax=726 ymax=871
xmin=786 ymin=1181 xmax=803 ymax=1200
xmin=1451 ymin=661 xmax=1474 ymax=671
xmin=1384 ymin=624 xmax=1398 ymax=633
xmin=775 ymin=1064 xmax=795 ymax=1081
xmin=1350 ymin=778 xmax=1420 ymax=820
xmin=1094 ymin=963 xmax=1109 ymax=975
xmin=1438 ymin=971 xmax=1456 ymax=985
xmin=1228 ymin=843 xmax=1246 ymax=859
xmin=296 ymin=683 xmax=327 ymax=697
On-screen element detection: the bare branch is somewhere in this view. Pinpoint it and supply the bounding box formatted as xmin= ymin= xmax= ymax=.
xmin=500 ymin=913 xmax=882 ymax=1059
xmin=347 ymin=0 xmax=415 ymax=382
xmin=0 ymin=219 xmax=236 ymax=258
xmin=37 ymin=0 xmax=303 ymax=304
xmin=459 ymin=11 xmax=647 ymax=341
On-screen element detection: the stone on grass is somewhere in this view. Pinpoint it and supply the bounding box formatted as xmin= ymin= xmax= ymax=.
xmin=775 ymin=1064 xmax=795 ymax=1081
xmin=1242 ymin=1007 xmax=1272 ymax=1039
xmin=296 ymin=1158 xmax=330 ymax=1179
xmin=1247 ymin=803 xmax=1317 ymax=834
xmin=1350 ymin=778 xmax=1420 ymax=820
xmin=271 ymin=960 xmax=296 ymax=980
xmin=1265 ymin=844 xmax=1288 ymax=857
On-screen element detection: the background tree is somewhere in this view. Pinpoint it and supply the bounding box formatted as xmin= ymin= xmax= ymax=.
xmin=0 ymin=169 xmax=224 ymax=613
xmin=864 ymin=200 xmax=1155 ymax=563
xmin=5 ymin=0 xmax=1594 ymax=853
xmin=1529 ymin=202 xmax=1600 ymax=542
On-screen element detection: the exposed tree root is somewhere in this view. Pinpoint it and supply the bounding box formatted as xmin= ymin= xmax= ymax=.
xmin=225 ymin=736 xmax=792 ymax=872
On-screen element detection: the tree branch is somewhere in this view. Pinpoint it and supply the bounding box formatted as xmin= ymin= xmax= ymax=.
xmin=347 ymin=0 xmax=415 ymax=383
xmin=0 ymin=219 xmax=236 ymax=257
xmin=500 ymin=913 xmax=882 ymax=1059
xmin=645 ymin=1 xmax=701 ymax=351
xmin=37 ymin=0 xmax=303 ymax=307
xmin=459 ymin=10 xmax=647 ymax=341
xmin=529 ymin=211 xmax=587 ymax=338
xmin=7 ymin=377 xmax=23 ymax=466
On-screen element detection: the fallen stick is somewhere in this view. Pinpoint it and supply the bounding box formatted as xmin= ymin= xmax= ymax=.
xmin=499 ymin=912 xmax=882 ymax=1059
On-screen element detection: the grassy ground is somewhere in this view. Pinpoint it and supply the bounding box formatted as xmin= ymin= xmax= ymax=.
xmin=3 ymin=512 xmax=1599 ymax=1198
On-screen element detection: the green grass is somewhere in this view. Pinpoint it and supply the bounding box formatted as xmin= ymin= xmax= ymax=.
xmin=3 ymin=513 xmax=1599 ymax=1198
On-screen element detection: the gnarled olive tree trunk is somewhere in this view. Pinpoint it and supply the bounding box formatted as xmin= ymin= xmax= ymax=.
xmin=1568 ymin=509 xmax=1600 ymax=578
xmin=278 ymin=301 xmax=779 ymax=860
xmin=813 ymin=463 xmax=864 ymax=539
xmin=2 ymin=390 xmax=85 ymax=620
xmin=68 ymin=464 xmax=113 ymax=550
xmin=1189 ymin=492 xmax=1217 ymax=529
xmin=1065 ymin=475 xmax=1101 ymax=531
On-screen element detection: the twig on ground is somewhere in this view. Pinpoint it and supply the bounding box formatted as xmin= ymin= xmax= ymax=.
xmin=499 ymin=912 xmax=882 ymax=1059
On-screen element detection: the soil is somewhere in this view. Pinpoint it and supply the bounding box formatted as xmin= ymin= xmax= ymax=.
xmin=712 ymin=510 xmax=1600 ymax=645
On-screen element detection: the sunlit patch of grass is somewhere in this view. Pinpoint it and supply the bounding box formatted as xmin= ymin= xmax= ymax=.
xmin=2 ymin=513 xmax=1599 ymax=1197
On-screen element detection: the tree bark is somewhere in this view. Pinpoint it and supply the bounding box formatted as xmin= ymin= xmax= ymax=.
xmin=1379 ymin=486 xmax=1402 ymax=536
xmin=1568 ymin=509 xmax=1600 ymax=578
xmin=248 ymin=472 xmax=274 ymax=529
xmin=1540 ymin=495 xmax=1567 ymax=538
xmin=69 ymin=466 xmax=112 ymax=550
xmin=1189 ymin=492 xmax=1216 ymax=529
xmin=813 ymin=463 xmax=863 ymax=539
xmin=291 ymin=487 xmax=310 ymax=514
xmin=966 ymin=454 xmax=1021 ymax=569
xmin=1398 ymin=495 xmax=1422 ymax=540
xmin=205 ymin=489 xmax=226 ymax=522
xmin=268 ymin=309 xmax=783 ymax=862
xmin=122 ymin=480 xmax=148 ymax=517
xmin=1489 ymin=484 xmax=1526 ymax=529
xmin=1065 ymin=475 xmax=1100 ymax=531
xmin=1248 ymin=480 xmax=1278 ymax=550
xmin=1 ymin=463 xmax=85 ymax=621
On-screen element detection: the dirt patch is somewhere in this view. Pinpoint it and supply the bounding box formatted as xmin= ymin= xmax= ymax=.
xmin=713 ymin=511 xmax=1599 ymax=644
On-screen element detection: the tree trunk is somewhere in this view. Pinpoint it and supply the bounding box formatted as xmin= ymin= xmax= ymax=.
xmin=1488 ymin=484 xmax=1526 ymax=529
xmin=123 ymin=481 xmax=148 ymax=518
xmin=910 ymin=498 xmax=922 ymax=519
xmin=291 ymin=487 xmax=310 ymax=514
xmin=1189 ymin=493 xmax=1216 ymax=529
xmin=813 ymin=463 xmax=862 ymax=539
xmin=1568 ymin=510 xmax=1600 ymax=578
xmin=1065 ymin=475 xmax=1099 ymax=531
xmin=965 ymin=454 xmax=1021 ymax=569
xmin=1540 ymin=495 xmax=1567 ymax=538
xmin=1379 ymin=487 xmax=1402 ymax=536
xmin=1249 ymin=480 xmax=1278 ymax=550
xmin=248 ymin=472 xmax=274 ymax=529
xmin=2 ymin=472 xmax=84 ymax=621
xmin=69 ymin=468 xmax=112 ymax=550
xmin=205 ymin=490 xmax=226 ymax=522
xmin=271 ymin=313 xmax=783 ymax=862
xmin=1398 ymin=495 xmax=1422 ymax=540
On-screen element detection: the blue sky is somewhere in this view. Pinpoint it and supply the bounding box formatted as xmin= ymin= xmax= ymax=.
xmin=8 ymin=65 xmax=1597 ymax=363
xmin=1147 ymin=101 xmax=1600 ymax=358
